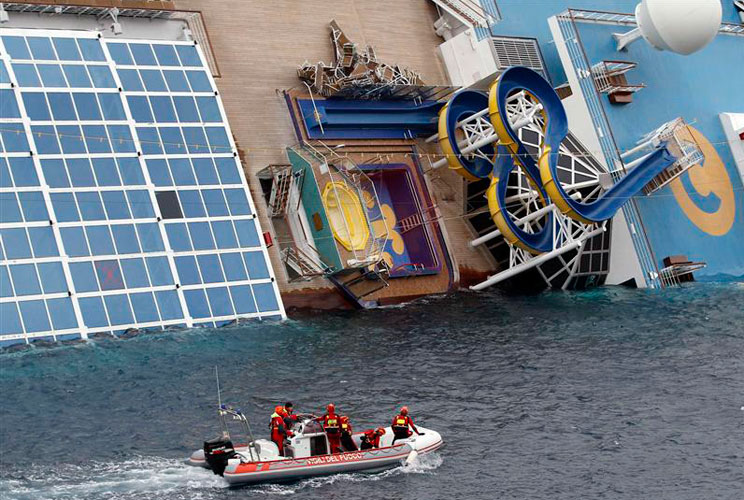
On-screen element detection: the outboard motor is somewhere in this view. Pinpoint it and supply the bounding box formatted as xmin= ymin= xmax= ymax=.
xmin=203 ymin=437 xmax=236 ymax=476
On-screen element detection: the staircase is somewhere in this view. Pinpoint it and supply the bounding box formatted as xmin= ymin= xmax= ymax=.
xmin=281 ymin=245 xmax=329 ymax=282
xmin=267 ymin=165 xmax=297 ymax=217
xmin=328 ymin=265 xmax=390 ymax=309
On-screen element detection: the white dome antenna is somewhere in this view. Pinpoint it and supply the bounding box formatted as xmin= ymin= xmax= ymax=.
xmin=613 ymin=0 xmax=722 ymax=54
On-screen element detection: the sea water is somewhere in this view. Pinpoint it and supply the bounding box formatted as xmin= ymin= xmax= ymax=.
xmin=1 ymin=284 xmax=742 ymax=499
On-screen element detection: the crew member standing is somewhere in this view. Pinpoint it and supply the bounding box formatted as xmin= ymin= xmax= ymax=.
xmin=391 ymin=406 xmax=422 ymax=444
xmin=282 ymin=401 xmax=300 ymax=429
xmin=269 ymin=406 xmax=293 ymax=456
xmin=315 ymin=403 xmax=342 ymax=454
xmin=339 ymin=415 xmax=358 ymax=451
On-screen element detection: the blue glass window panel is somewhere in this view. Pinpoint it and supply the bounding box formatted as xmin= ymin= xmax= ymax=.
xmin=214 ymin=157 xmax=241 ymax=184
xmin=202 ymin=190 xmax=229 ymax=217
xmin=234 ymin=219 xmax=260 ymax=247
xmin=177 ymin=190 xmax=204 ymax=218
xmin=0 ymin=90 xmax=21 ymax=118
xmin=253 ymin=283 xmax=279 ymax=312
xmin=47 ymin=297 xmax=77 ymax=330
xmin=188 ymin=222 xmax=215 ymax=251
xmin=95 ymin=260 xmax=125 ymax=291
xmin=31 ymin=125 xmax=60 ymax=154
xmin=48 ymin=92 xmax=76 ymax=119
xmin=155 ymin=290 xmax=182 ymax=320
xmin=212 ymin=222 xmax=238 ymax=250
xmin=12 ymin=63 xmax=41 ymax=86
xmin=60 ymin=227 xmax=89 ymax=256
xmin=164 ymin=223 xmax=191 ymax=251
xmin=137 ymin=128 xmax=162 ymax=155
xmin=130 ymin=292 xmax=159 ymax=323
xmin=57 ymin=125 xmax=87 ymax=153
xmin=207 ymin=287 xmax=233 ymax=317
xmin=107 ymin=43 xmax=133 ymax=65
xmin=146 ymin=159 xmax=171 ymax=186
xmin=169 ymin=158 xmax=196 ymax=185
xmin=79 ymin=296 xmax=108 ymax=328
xmin=3 ymin=36 xmax=31 ymax=59
xmin=8 ymin=157 xmax=38 ymax=187
xmin=129 ymin=43 xmax=157 ymax=66
xmin=98 ymin=93 xmax=126 ymax=120
xmin=0 ymin=158 xmax=10 ymax=187
xmin=221 ymin=253 xmax=247 ymax=281
xmin=72 ymin=92 xmax=102 ymax=120
xmin=104 ymin=294 xmax=133 ymax=325
xmin=175 ymin=255 xmax=200 ymax=285
xmin=62 ymin=65 xmax=91 ymax=87
xmin=27 ymin=37 xmax=56 ymax=60
xmin=150 ymin=96 xmax=177 ymax=122
xmin=18 ymin=191 xmax=48 ymax=221
xmin=82 ymin=125 xmax=111 ymax=154
xmin=230 ymin=285 xmax=256 ymax=315
xmin=87 ymin=66 xmax=116 ymax=88
xmin=173 ymin=96 xmax=199 ymax=122
xmin=153 ymin=44 xmax=180 ymax=66
xmin=38 ymin=262 xmax=67 ymax=294
xmin=244 ymin=251 xmax=270 ymax=279
xmin=163 ymin=70 xmax=189 ymax=92
xmin=158 ymin=127 xmax=186 ymax=154
xmin=118 ymin=68 xmax=143 ymax=91
xmin=10 ymin=264 xmax=41 ymax=296
xmin=0 ymin=228 xmax=31 ymax=259
xmin=180 ymin=127 xmax=208 ymax=154
xmin=176 ymin=45 xmax=201 ymax=67
xmin=184 ymin=289 xmax=210 ymax=319
xmin=28 ymin=226 xmax=58 ymax=258
xmin=185 ymin=70 xmax=211 ymax=91
xmin=111 ymin=224 xmax=140 ymax=254
xmin=205 ymin=127 xmax=231 ymax=153
xmin=108 ymin=125 xmax=136 ymax=153
xmin=140 ymin=69 xmax=167 ymax=91
xmin=121 ymin=258 xmax=149 ymax=288
xmin=78 ymin=39 xmax=106 ymax=61
xmin=196 ymin=96 xmax=221 ymax=122
xmin=197 ymin=254 xmax=224 ymax=283
xmin=41 ymin=159 xmax=68 ymax=188
xmin=127 ymin=96 xmax=153 ymax=123
xmin=118 ymin=157 xmax=145 ymax=185
xmin=127 ymin=190 xmax=155 ymax=219
xmin=2 ymin=123 xmax=30 ymax=152
xmin=146 ymin=257 xmax=173 ymax=286
xmin=75 ymin=190 xmax=105 ymax=220
xmin=0 ymin=61 xmax=8 ymax=83
xmin=86 ymin=226 xmax=115 ymax=255
xmin=0 ymin=302 xmax=23 ymax=335
xmin=224 ymin=189 xmax=251 ymax=215
xmin=193 ymin=158 xmax=218 ymax=185
xmin=53 ymin=38 xmax=81 ymax=61
xmin=0 ymin=193 xmax=22 ymax=223
xmin=0 ymin=266 xmax=12 ymax=298
xmin=101 ymin=190 xmax=130 ymax=219
xmin=51 ymin=193 xmax=80 ymax=222
xmin=69 ymin=262 xmax=98 ymax=292
xmin=22 ymin=92 xmax=51 ymax=120
xmin=92 ymin=157 xmax=120 ymax=186
xmin=19 ymin=300 xmax=50 ymax=333
xmin=38 ymin=64 xmax=67 ymax=87
xmin=136 ymin=223 xmax=164 ymax=252
xmin=67 ymin=158 xmax=95 ymax=187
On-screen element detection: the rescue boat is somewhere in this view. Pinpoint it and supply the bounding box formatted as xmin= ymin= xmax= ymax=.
xmin=186 ymin=405 xmax=443 ymax=486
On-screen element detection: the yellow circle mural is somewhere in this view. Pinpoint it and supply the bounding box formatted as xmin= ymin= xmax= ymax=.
xmin=668 ymin=126 xmax=736 ymax=236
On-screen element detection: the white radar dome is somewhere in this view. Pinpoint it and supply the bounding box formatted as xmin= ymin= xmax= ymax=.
xmin=635 ymin=0 xmax=722 ymax=54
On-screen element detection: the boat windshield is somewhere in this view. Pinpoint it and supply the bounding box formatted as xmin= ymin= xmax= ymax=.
xmin=301 ymin=420 xmax=324 ymax=435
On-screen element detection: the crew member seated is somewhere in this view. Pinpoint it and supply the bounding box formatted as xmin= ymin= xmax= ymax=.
xmin=269 ymin=405 xmax=293 ymax=456
xmin=360 ymin=428 xmax=385 ymax=450
xmin=314 ymin=403 xmax=343 ymax=454
xmin=339 ymin=415 xmax=357 ymax=451
xmin=391 ymin=406 xmax=423 ymax=444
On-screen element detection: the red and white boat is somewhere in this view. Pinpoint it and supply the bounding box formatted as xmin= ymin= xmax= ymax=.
xmin=186 ymin=405 xmax=443 ymax=486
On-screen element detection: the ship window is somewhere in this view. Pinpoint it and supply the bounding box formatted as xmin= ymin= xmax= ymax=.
xmin=92 ymin=158 xmax=120 ymax=186
xmin=159 ymin=127 xmax=186 ymax=154
xmin=108 ymin=44 xmax=133 ymax=66
xmin=88 ymin=66 xmax=116 ymax=88
xmin=118 ymin=158 xmax=145 ymax=185
xmin=147 ymin=258 xmax=174 ymax=287
xmin=163 ymin=70 xmax=190 ymax=92
xmin=205 ymin=127 xmax=230 ymax=153
xmin=128 ymin=96 xmax=153 ymax=123
xmin=130 ymin=292 xmax=159 ymax=323
xmin=86 ymin=226 xmax=115 ymax=256
xmin=176 ymin=46 xmax=201 ymax=67
xmin=3 ymin=36 xmax=31 ymax=59
xmin=136 ymin=223 xmax=164 ymax=252
xmin=197 ymin=254 xmax=224 ymax=283
xmin=130 ymin=44 xmax=157 ymax=66
xmin=48 ymin=92 xmax=76 ymax=119
xmin=0 ymin=267 xmax=12 ymax=298
xmin=38 ymin=64 xmax=67 ymax=88
xmin=193 ymin=158 xmax=218 ymax=185
xmin=57 ymin=125 xmax=86 ymax=154
xmin=173 ymin=96 xmax=199 ymax=122
xmin=127 ymin=190 xmax=155 ymax=219
xmin=119 ymin=69 xmax=144 ymax=91
xmin=175 ymin=256 xmax=200 ymax=286
xmin=212 ymin=220 xmax=238 ymax=249
xmin=215 ymin=158 xmax=241 ymax=184
xmin=53 ymin=38 xmax=82 ymax=61
xmin=225 ymin=189 xmax=251 ymax=216
xmin=0 ymin=303 xmax=23 ymax=335
xmin=185 ymin=70 xmax=211 ymax=92
xmin=78 ymin=39 xmax=106 ymax=62
xmin=82 ymin=125 xmax=111 ymax=154
xmin=19 ymin=300 xmax=50 ymax=333
xmin=0 ymin=62 xmax=9 ymax=83
xmin=155 ymin=290 xmax=182 ymax=320
xmin=2 ymin=123 xmax=30 ymax=151
xmin=112 ymin=225 xmax=140 ymax=254
xmin=234 ymin=219 xmax=260 ymax=248
xmin=70 ymin=262 xmax=98 ymax=292
xmin=165 ymin=223 xmax=191 ymax=251
xmin=108 ymin=125 xmax=135 ymax=153
xmin=98 ymin=94 xmax=126 ymax=120
xmin=0 ymin=90 xmax=21 ymax=118
xmin=79 ymin=296 xmax=109 ymax=327
xmin=38 ymin=263 xmax=67 ymax=294
xmin=10 ymin=264 xmax=41 ymax=296
xmin=28 ymin=37 xmax=56 ymax=61
xmin=41 ymin=160 xmax=69 ymax=188
xmin=153 ymin=44 xmax=180 ymax=67
xmin=221 ymin=253 xmax=247 ymax=282
xmin=68 ymin=158 xmax=96 ymax=187
xmin=0 ymin=193 xmax=22 ymax=223
xmin=170 ymin=158 xmax=196 ymax=186
xmin=230 ymin=285 xmax=256 ymax=314
xmin=51 ymin=193 xmax=81 ymax=222
xmin=151 ymin=96 xmax=177 ymax=123
xmin=196 ymin=97 xmax=221 ymax=122
xmin=102 ymin=190 xmax=131 ymax=219
xmin=47 ymin=298 xmax=77 ymax=330
xmin=253 ymin=283 xmax=279 ymax=312
xmin=121 ymin=258 xmax=149 ymax=289
xmin=28 ymin=227 xmax=58 ymax=257
xmin=18 ymin=191 xmax=48 ymax=221
xmin=244 ymin=252 xmax=270 ymax=280
xmin=202 ymin=189 xmax=228 ymax=217
xmin=104 ymin=294 xmax=133 ymax=325
xmin=140 ymin=69 xmax=167 ymax=92
xmin=60 ymin=227 xmax=89 ymax=256
xmin=207 ymin=287 xmax=233 ymax=317
xmin=73 ymin=93 xmax=102 ymax=120
xmin=182 ymin=127 xmax=209 ymax=154
xmin=157 ymin=191 xmax=183 ymax=219
xmin=179 ymin=190 xmax=206 ymax=218
xmin=188 ymin=222 xmax=215 ymax=250
xmin=184 ymin=289 xmax=211 ymax=318
xmin=62 ymin=65 xmax=91 ymax=87
xmin=138 ymin=128 xmax=163 ymax=155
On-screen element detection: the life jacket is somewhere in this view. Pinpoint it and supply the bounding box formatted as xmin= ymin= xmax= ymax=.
xmin=340 ymin=416 xmax=352 ymax=434
xmin=269 ymin=412 xmax=285 ymax=434
xmin=363 ymin=429 xmax=380 ymax=448
xmin=323 ymin=414 xmax=340 ymax=434
xmin=392 ymin=414 xmax=410 ymax=430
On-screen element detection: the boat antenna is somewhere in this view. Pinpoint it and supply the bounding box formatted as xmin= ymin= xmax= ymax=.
xmin=215 ymin=366 xmax=229 ymax=439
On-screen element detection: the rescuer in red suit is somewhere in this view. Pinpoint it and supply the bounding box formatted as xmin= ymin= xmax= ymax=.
xmin=339 ymin=415 xmax=358 ymax=451
xmin=315 ymin=403 xmax=342 ymax=454
xmin=269 ymin=405 xmax=293 ymax=456
xmin=391 ymin=406 xmax=423 ymax=444
xmin=360 ymin=428 xmax=385 ymax=450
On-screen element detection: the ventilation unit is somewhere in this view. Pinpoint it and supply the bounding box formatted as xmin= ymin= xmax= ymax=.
xmin=491 ymin=36 xmax=549 ymax=81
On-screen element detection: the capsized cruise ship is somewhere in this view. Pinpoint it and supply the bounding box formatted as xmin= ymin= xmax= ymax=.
xmin=1 ymin=0 xmax=742 ymax=347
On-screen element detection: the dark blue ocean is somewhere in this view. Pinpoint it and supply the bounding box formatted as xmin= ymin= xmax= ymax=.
xmin=1 ymin=284 xmax=743 ymax=500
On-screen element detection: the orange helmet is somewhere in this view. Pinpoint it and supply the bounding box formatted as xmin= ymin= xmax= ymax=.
xmin=376 ymin=427 xmax=386 ymax=435
xmin=400 ymin=406 xmax=409 ymax=416
xmin=326 ymin=403 xmax=335 ymax=414
xmin=275 ymin=405 xmax=285 ymax=416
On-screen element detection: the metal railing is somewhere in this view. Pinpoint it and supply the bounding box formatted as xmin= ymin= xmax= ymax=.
xmin=591 ymin=60 xmax=645 ymax=95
